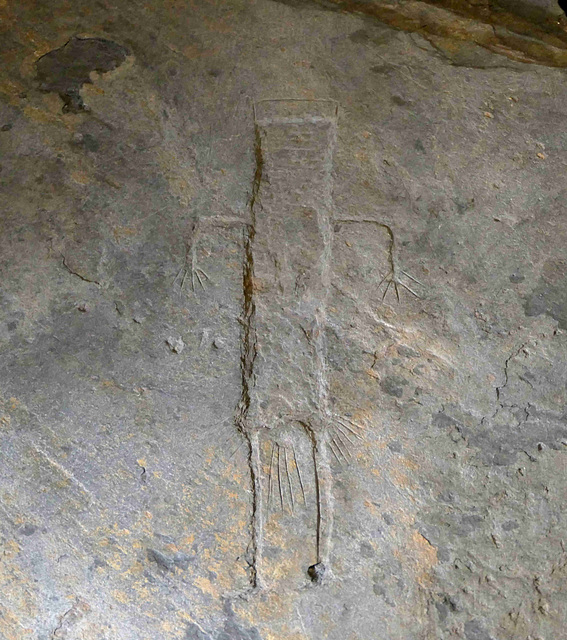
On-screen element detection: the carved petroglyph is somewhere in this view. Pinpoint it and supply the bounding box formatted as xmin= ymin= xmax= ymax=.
xmin=187 ymin=100 xmax=419 ymax=590
xmin=334 ymin=220 xmax=422 ymax=302
xmin=240 ymin=99 xmax=341 ymax=588
xmin=174 ymin=216 xmax=249 ymax=294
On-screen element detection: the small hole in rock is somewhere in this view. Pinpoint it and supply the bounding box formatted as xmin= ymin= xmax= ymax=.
xmin=307 ymin=562 xmax=326 ymax=584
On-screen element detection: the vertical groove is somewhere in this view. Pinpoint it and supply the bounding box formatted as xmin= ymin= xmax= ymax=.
xmin=314 ymin=108 xmax=338 ymax=423
xmin=237 ymin=115 xmax=262 ymax=588
xmin=313 ymin=108 xmax=338 ymax=578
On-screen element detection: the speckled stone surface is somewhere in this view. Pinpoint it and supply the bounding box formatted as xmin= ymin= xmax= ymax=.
xmin=1 ymin=1 xmax=567 ymax=638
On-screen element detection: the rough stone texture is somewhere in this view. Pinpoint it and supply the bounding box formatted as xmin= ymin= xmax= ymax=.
xmin=1 ymin=0 xmax=567 ymax=639
xmin=293 ymin=0 xmax=567 ymax=66
xmin=36 ymin=37 xmax=129 ymax=113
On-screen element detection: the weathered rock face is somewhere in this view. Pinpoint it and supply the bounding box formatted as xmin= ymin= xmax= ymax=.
xmin=36 ymin=37 xmax=129 ymax=113
xmin=1 ymin=0 xmax=567 ymax=638
xmin=302 ymin=0 xmax=567 ymax=66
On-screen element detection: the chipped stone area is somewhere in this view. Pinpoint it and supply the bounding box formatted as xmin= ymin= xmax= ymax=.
xmin=36 ymin=37 xmax=129 ymax=113
xmin=1 ymin=0 xmax=567 ymax=638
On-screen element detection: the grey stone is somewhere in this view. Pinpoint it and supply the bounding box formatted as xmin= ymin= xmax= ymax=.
xmin=380 ymin=375 xmax=409 ymax=398
xmin=184 ymin=623 xmax=211 ymax=640
xmin=464 ymin=619 xmax=494 ymax=640
xmin=1 ymin=0 xmax=567 ymax=637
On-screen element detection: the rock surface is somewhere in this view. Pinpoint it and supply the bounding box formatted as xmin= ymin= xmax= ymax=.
xmin=1 ymin=0 xmax=567 ymax=638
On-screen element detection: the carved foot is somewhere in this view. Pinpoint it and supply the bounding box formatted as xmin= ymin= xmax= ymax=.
xmin=174 ymin=264 xmax=212 ymax=293
xmin=378 ymin=266 xmax=422 ymax=302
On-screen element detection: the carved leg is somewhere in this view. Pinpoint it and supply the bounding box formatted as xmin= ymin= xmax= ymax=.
xmin=245 ymin=430 xmax=265 ymax=590
xmin=308 ymin=429 xmax=333 ymax=584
